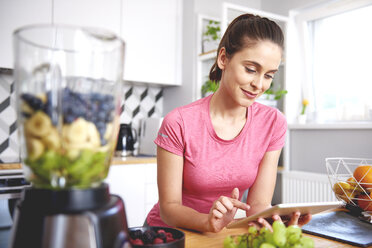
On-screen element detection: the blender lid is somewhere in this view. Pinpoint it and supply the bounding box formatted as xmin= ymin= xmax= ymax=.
xmin=20 ymin=183 xmax=110 ymax=214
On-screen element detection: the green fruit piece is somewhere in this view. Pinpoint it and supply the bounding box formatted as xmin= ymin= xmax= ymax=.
xmin=273 ymin=231 xmax=286 ymax=246
xmin=272 ymin=220 xmax=286 ymax=233
xmin=264 ymin=232 xmax=275 ymax=246
xmin=300 ymin=236 xmax=315 ymax=248
xmin=286 ymin=225 xmax=302 ymax=236
xmin=259 ymin=242 xmax=276 ymax=248
xmin=248 ymin=226 xmax=258 ymax=235
xmin=223 ymin=236 xmax=234 ymax=248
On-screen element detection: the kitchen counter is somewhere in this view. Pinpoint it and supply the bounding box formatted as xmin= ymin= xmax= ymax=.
xmin=181 ymin=221 xmax=371 ymax=248
xmin=0 ymin=156 xmax=157 ymax=170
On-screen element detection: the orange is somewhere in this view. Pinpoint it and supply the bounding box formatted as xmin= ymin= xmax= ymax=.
xmin=353 ymin=165 xmax=372 ymax=189
xmin=357 ymin=192 xmax=372 ymax=211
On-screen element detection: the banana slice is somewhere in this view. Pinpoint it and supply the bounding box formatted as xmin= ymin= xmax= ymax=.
xmin=86 ymin=122 xmax=100 ymax=148
xmin=21 ymin=103 xmax=34 ymax=116
xmin=26 ymin=137 xmax=45 ymax=160
xmin=37 ymin=93 xmax=47 ymax=103
xmin=64 ymin=118 xmax=90 ymax=144
xmin=42 ymin=127 xmax=61 ymax=151
xmin=25 ymin=111 xmax=52 ymax=138
xmin=104 ymin=123 xmax=113 ymax=140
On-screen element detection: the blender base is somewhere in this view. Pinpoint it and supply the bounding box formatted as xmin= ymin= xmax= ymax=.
xmin=9 ymin=183 xmax=131 ymax=248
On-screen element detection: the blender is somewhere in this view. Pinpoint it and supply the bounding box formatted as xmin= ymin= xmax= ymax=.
xmin=9 ymin=25 xmax=131 ymax=248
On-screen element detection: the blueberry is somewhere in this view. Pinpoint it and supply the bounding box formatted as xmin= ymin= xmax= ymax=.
xmin=96 ymin=122 xmax=106 ymax=135
xmin=105 ymin=112 xmax=114 ymax=122
xmin=100 ymin=137 xmax=107 ymax=146
xmin=21 ymin=93 xmax=44 ymax=111
xmin=64 ymin=114 xmax=75 ymax=124
xmin=97 ymin=111 xmax=106 ymax=122
xmin=130 ymin=230 xmax=143 ymax=240
xmin=143 ymin=230 xmax=156 ymax=244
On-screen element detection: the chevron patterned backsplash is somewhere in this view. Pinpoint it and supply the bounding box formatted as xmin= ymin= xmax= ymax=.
xmin=0 ymin=68 xmax=163 ymax=163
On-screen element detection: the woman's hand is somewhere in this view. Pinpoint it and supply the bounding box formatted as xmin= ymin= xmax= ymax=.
xmin=207 ymin=188 xmax=250 ymax=233
xmin=247 ymin=211 xmax=312 ymax=231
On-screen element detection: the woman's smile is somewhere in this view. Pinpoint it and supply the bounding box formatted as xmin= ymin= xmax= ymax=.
xmin=241 ymin=88 xmax=258 ymax=99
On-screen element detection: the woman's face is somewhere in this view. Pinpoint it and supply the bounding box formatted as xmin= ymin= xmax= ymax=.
xmin=217 ymin=40 xmax=282 ymax=107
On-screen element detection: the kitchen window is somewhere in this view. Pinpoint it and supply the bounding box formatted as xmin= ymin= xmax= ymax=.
xmin=286 ymin=1 xmax=372 ymax=123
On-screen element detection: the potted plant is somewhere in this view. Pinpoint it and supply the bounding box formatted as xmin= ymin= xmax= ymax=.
xmin=201 ymin=79 xmax=219 ymax=97
xmin=202 ymin=20 xmax=221 ymax=54
xmin=256 ymin=82 xmax=287 ymax=108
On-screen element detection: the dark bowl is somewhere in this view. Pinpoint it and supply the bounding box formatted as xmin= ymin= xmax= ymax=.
xmin=128 ymin=226 xmax=185 ymax=248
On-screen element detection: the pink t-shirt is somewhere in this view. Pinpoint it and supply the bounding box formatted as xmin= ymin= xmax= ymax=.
xmin=146 ymin=94 xmax=287 ymax=226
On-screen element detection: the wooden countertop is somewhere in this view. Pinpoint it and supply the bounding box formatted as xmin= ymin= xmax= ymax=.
xmin=0 ymin=156 xmax=156 ymax=170
xmin=111 ymin=156 xmax=156 ymax=165
xmin=181 ymin=226 xmax=370 ymax=248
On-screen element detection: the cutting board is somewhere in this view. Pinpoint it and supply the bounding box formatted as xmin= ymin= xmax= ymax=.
xmin=302 ymin=211 xmax=372 ymax=247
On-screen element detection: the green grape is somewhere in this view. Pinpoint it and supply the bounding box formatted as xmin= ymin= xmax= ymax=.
xmin=272 ymin=220 xmax=286 ymax=233
xmin=252 ymin=237 xmax=263 ymax=248
xmin=259 ymin=227 xmax=270 ymax=235
xmin=224 ymin=236 xmax=234 ymax=248
xmin=291 ymin=243 xmax=303 ymax=248
xmin=273 ymin=231 xmax=286 ymax=246
xmin=300 ymin=236 xmax=315 ymax=248
xmin=238 ymin=242 xmax=247 ymax=248
xmin=259 ymin=242 xmax=276 ymax=248
xmin=286 ymin=225 xmax=302 ymax=236
xmin=287 ymin=233 xmax=301 ymax=245
xmin=235 ymin=235 xmax=242 ymax=244
xmin=264 ymin=231 xmax=275 ymax=245
xmin=248 ymin=226 xmax=258 ymax=235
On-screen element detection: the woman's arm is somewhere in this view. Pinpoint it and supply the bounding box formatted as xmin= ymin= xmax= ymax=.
xmin=157 ymin=146 xmax=210 ymax=231
xmin=245 ymin=149 xmax=281 ymax=216
xmin=157 ymin=146 xmax=249 ymax=232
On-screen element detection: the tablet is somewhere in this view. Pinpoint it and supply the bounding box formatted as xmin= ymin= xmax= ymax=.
xmin=227 ymin=201 xmax=344 ymax=229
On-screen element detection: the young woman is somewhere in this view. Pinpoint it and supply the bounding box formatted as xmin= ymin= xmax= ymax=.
xmin=146 ymin=13 xmax=311 ymax=232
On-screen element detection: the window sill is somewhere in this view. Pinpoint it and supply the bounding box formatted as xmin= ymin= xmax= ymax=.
xmin=288 ymin=122 xmax=372 ymax=129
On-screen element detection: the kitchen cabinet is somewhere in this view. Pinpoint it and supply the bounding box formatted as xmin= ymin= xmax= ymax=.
xmin=105 ymin=163 xmax=158 ymax=227
xmin=121 ymin=0 xmax=182 ymax=85
xmin=53 ymin=0 xmax=121 ymax=36
xmin=0 ymin=0 xmax=52 ymax=68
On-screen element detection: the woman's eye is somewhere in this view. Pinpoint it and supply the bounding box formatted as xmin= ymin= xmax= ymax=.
xmin=265 ymin=74 xmax=274 ymax=79
xmin=245 ymin=67 xmax=256 ymax=73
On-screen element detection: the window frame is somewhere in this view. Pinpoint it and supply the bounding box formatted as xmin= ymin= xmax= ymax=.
xmin=285 ymin=0 xmax=372 ymax=123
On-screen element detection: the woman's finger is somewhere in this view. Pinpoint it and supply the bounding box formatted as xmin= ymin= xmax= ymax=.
xmin=298 ymin=213 xmax=312 ymax=227
xmin=247 ymin=221 xmax=261 ymax=230
xmin=231 ymin=187 xmax=239 ymax=200
xmin=272 ymin=214 xmax=282 ymax=222
xmin=220 ymin=196 xmax=234 ymax=211
xmin=258 ymin=218 xmax=273 ymax=232
xmin=287 ymin=211 xmax=300 ymax=226
xmin=215 ymin=200 xmax=227 ymax=214
xmin=230 ymin=198 xmax=250 ymax=211
xmin=212 ymin=209 xmax=223 ymax=219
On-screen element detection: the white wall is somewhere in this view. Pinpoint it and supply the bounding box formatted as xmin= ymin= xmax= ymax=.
xmin=163 ymin=0 xmax=261 ymax=115
xmin=261 ymin=0 xmax=327 ymax=15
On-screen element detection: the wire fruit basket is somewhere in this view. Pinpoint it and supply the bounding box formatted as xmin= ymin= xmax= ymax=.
xmin=326 ymin=158 xmax=372 ymax=213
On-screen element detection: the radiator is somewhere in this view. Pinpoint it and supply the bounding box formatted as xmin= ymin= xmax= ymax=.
xmin=282 ymin=171 xmax=337 ymax=203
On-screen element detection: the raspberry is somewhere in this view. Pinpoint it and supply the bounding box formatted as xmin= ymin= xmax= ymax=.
xmin=131 ymin=238 xmax=144 ymax=245
xmin=153 ymin=238 xmax=164 ymax=244
xmin=157 ymin=232 xmax=166 ymax=241
xmin=166 ymin=236 xmax=175 ymax=243
xmin=166 ymin=232 xmax=173 ymax=239
xmin=157 ymin=229 xmax=166 ymax=234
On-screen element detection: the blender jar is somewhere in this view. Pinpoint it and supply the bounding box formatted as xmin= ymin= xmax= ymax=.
xmin=13 ymin=25 xmax=125 ymax=189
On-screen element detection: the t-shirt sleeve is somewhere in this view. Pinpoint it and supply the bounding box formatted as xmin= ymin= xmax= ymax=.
xmin=154 ymin=109 xmax=184 ymax=156
xmin=267 ymin=110 xmax=287 ymax=151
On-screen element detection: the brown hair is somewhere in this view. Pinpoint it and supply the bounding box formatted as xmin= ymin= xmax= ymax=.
xmin=209 ymin=13 xmax=284 ymax=82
